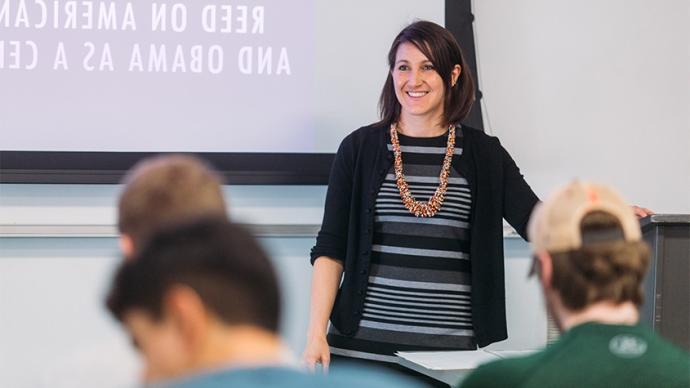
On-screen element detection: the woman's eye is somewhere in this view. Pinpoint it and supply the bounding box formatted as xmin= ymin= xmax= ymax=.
xmin=423 ymin=64 xmax=435 ymax=71
xmin=397 ymin=65 xmax=409 ymax=71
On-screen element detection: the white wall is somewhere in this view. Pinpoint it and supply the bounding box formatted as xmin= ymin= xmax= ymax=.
xmin=473 ymin=0 xmax=690 ymax=212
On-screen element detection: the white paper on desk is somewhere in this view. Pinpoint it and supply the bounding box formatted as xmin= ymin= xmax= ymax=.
xmin=487 ymin=350 xmax=537 ymax=359
xmin=395 ymin=350 xmax=500 ymax=371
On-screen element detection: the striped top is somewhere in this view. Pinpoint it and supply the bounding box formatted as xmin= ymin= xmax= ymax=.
xmin=328 ymin=129 xmax=476 ymax=363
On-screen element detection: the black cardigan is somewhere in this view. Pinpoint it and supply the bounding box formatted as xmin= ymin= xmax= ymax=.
xmin=310 ymin=123 xmax=539 ymax=347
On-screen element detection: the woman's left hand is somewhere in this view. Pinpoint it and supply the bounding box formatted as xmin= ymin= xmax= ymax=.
xmin=632 ymin=205 xmax=654 ymax=218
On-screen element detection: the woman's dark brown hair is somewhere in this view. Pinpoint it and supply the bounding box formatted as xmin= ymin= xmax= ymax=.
xmin=378 ymin=20 xmax=476 ymax=127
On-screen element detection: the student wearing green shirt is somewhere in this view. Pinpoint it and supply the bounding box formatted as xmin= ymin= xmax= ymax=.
xmin=461 ymin=181 xmax=690 ymax=388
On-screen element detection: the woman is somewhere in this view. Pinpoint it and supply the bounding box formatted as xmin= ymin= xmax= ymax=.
xmin=303 ymin=20 xmax=537 ymax=383
xmin=303 ymin=20 xmax=646 ymax=383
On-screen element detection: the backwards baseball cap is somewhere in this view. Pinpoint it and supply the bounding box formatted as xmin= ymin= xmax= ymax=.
xmin=528 ymin=181 xmax=641 ymax=253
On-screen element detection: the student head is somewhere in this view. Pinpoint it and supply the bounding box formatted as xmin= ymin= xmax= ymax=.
xmin=528 ymin=181 xmax=650 ymax=330
xmin=106 ymin=218 xmax=281 ymax=382
xmin=117 ymin=154 xmax=227 ymax=257
xmin=378 ymin=20 xmax=476 ymax=127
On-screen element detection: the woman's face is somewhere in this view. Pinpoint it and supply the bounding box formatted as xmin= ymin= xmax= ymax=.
xmin=392 ymin=42 xmax=457 ymax=122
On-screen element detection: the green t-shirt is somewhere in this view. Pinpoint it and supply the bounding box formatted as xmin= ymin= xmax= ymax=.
xmin=460 ymin=322 xmax=690 ymax=388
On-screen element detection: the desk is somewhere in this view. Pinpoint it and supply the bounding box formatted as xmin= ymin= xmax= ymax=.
xmin=639 ymin=214 xmax=690 ymax=350
xmin=396 ymin=350 xmax=536 ymax=386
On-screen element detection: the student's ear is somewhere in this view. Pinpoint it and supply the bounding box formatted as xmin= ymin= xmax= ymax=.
xmin=164 ymin=285 xmax=209 ymax=352
xmin=537 ymin=251 xmax=553 ymax=290
xmin=120 ymin=234 xmax=136 ymax=260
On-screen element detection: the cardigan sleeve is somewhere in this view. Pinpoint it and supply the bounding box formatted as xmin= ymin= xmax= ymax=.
xmin=497 ymin=138 xmax=540 ymax=240
xmin=310 ymin=135 xmax=355 ymax=265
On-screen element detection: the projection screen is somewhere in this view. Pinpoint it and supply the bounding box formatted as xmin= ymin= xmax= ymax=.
xmin=0 ymin=0 xmax=480 ymax=183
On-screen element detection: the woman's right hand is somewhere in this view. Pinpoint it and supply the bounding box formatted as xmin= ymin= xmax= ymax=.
xmin=302 ymin=333 xmax=331 ymax=372
xmin=303 ymin=256 xmax=343 ymax=373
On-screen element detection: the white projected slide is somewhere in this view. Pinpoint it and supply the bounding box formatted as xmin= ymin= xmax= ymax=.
xmin=0 ymin=0 xmax=443 ymax=153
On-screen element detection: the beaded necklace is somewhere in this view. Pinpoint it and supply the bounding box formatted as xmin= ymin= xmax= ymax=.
xmin=390 ymin=123 xmax=455 ymax=217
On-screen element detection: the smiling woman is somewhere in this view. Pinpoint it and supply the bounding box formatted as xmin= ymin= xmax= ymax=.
xmin=379 ymin=22 xmax=475 ymax=137
xmin=303 ymin=20 xmax=540 ymax=387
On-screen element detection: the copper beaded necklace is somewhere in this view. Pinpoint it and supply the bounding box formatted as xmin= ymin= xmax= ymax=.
xmin=390 ymin=123 xmax=455 ymax=217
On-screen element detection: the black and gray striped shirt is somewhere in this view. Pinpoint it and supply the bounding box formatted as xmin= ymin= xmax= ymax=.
xmin=328 ymin=129 xmax=475 ymax=363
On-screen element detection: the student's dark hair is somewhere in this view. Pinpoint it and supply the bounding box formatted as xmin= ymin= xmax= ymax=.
xmin=378 ymin=20 xmax=476 ymax=127
xmin=106 ymin=218 xmax=281 ymax=332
